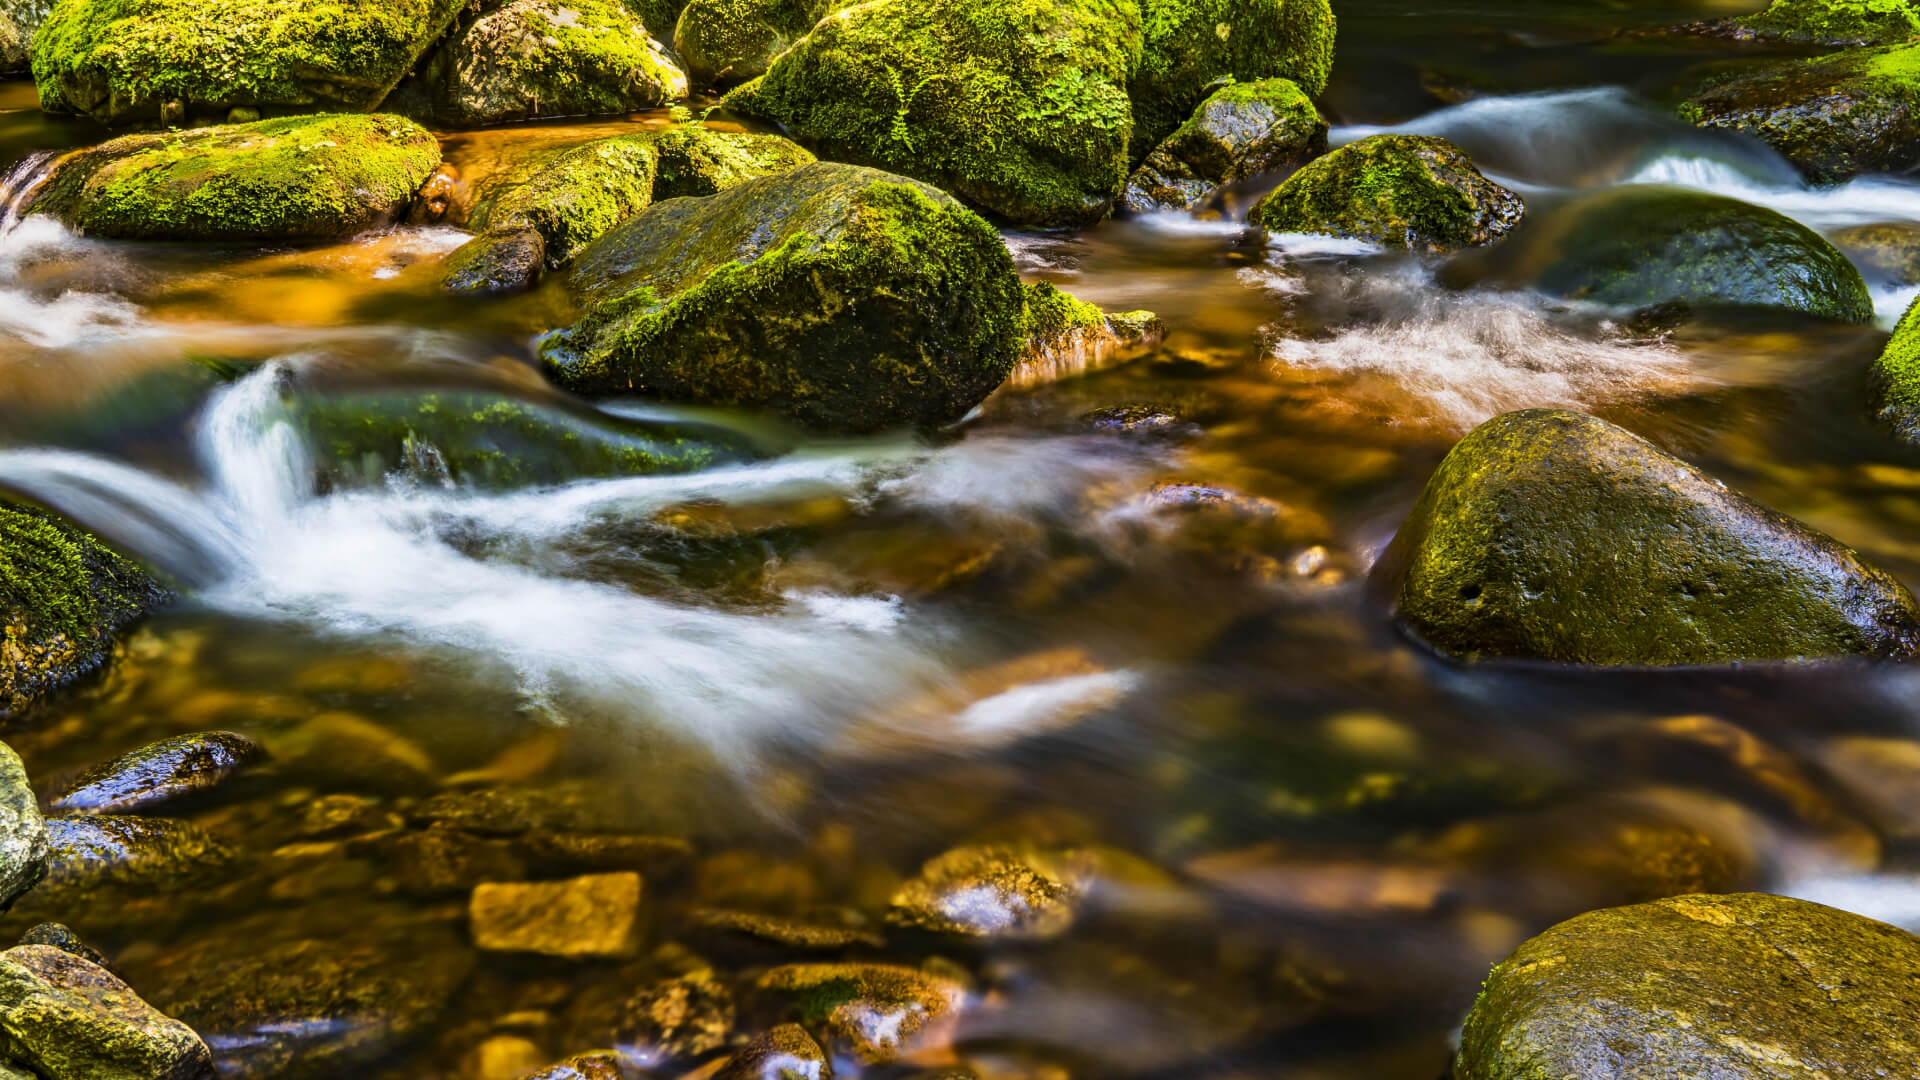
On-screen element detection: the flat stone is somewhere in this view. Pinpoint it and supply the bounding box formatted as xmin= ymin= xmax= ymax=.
xmin=470 ymin=873 xmax=642 ymax=959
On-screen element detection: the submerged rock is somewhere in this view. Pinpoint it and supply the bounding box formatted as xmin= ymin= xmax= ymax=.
xmin=519 ymin=1052 xmax=621 ymax=1080
xmin=421 ymin=0 xmax=686 ymax=126
xmin=39 ymin=816 xmax=235 ymax=893
xmin=1 ymin=501 xmax=164 ymax=717
xmin=31 ymin=115 xmax=440 ymax=243
xmin=1833 ymin=220 xmax=1920 ymax=283
xmin=0 ymin=742 xmax=44 ymax=910
xmin=650 ymin=125 xmax=816 ymax=199
xmin=0 ymin=944 xmax=213 ymax=1080
xmin=1676 ymin=44 xmax=1920 ymax=185
xmin=888 ymin=845 xmax=1085 ymax=941
xmin=616 ymin=972 xmax=735 ymax=1070
xmin=756 ymin=963 xmax=965 ymax=1063
xmin=689 ymin=907 xmax=885 ymax=949
xmin=17 ymin=924 xmax=110 ymax=970
xmin=1382 ymin=409 xmax=1920 ymax=665
xmin=541 ymin=162 xmax=1026 ymax=432
xmin=1121 ymin=77 xmax=1326 ymax=214
xmin=722 ymin=0 xmax=1139 ymax=227
xmin=1129 ymin=0 xmax=1337 ymax=159
xmin=713 ymin=1024 xmax=828 ymax=1080
xmin=1456 ymin=893 xmax=1920 ymax=1080
xmin=674 ymin=0 xmax=827 ymax=88
xmin=1524 ymin=188 xmax=1873 ymax=322
xmin=443 ymin=227 xmax=549 ymax=296
xmin=1248 ymin=134 xmax=1522 ymax=251
xmin=51 ymin=731 xmax=264 ymax=816
xmin=469 ymin=872 xmax=643 ymax=958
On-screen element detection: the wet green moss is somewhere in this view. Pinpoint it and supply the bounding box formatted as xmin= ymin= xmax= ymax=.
xmin=1021 ymin=280 xmax=1107 ymax=344
xmin=651 ymin=124 xmax=816 ymax=199
xmin=1130 ymin=0 xmax=1335 ymax=160
xmin=1122 ymin=76 xmax=1325 ymax=212
xmin=1248 ymin=133 xmax=1522 ymax=251
xmin=541 ymin=162 xmax=1026 ymax=432
xmin=1738 ymin=0 xmax=1920 ymax=44
xmin=472 ymin=135 xmax=660 ymax=267
xmin=1873 ymin=294 xmax=1920 ymax=440
xmin=722 ymin=0 xmax=1142 ymax=227
xmin=31 ymin=114 xmax=440 ymax=243
xmin=31 ymin=0 xmax=465 ymax=123
xmin=425 ymin=0 xmax=687 ymax=127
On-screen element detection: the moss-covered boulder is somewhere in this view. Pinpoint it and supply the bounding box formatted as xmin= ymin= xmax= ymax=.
xmin=285 ymin=387 xmax=757 ymax=490
xmin=0 ymin=945 xmax=214 ymax=1080
xmin=1121 ymin=77 xmax=1325 ymax=214
xmin=1015 ymin=280 xmax=1162 ymax=386
xmin=1129 ymin=0 xmax=1336 ymax=159
xmin=673 ymin=0 xmax=827 ymax=89
xmin=722 ymin=0 xmax=1142 ymax=227
xmin=1382 ymin=409 xmax=1920 ymax=665
xmin=1523 ymin=187 xmax=1873 ymax=322
xmin=540 ymin=162 xmax=1026 ymax=432
xmin=1730 ymin=0 xmax=1919 ymax=45
xmin=421 ymin=0 xmax=687 ymax=127
xmin=31 ymin=0 xmax=464 ymax=125
xmin=1 ymin=501 xmax=163 ymax=717
xmin=1248 ymin=134 xmax=1521 ymax=251
xmin=1457 ymin=893 xmax=1920 ymax=1080
xmin=30 ymin=114 xmax=440 ymax=243
xmin=1677 ymin=44 xmax=1920 ymax=185
xmin=442 ymin=227 xmax=547 ymax=296
xmin=1872 ymin=293 xmax=1920 ymax=440
xmin=651 ymin=124 xmax=816 ymax=199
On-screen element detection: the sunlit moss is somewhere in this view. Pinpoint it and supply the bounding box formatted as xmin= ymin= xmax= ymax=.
xmin=1129 ymin=0 xmax=1335 ymax=159
xmin=1248 ymin=133 xmax=1521 ymax=251
xmin=1738 ymin=0 xmax=1920 ymax=44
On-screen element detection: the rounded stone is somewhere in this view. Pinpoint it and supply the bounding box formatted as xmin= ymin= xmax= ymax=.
xmin=1249 ymin=134 xmax=1523 ymax=251
xmin=50 ymin=731 xmax=265 ymax=816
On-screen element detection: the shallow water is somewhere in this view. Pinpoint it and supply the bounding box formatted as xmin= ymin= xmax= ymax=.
xmin=9 ymin=2 xmax=1920 ymax=1077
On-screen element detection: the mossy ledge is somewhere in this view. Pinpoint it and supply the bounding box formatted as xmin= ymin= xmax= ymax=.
xmin=1 ymin=499 xmax=166 ymax=717
xmin=29 ymin=114 xmax=441 ymax=243
xmin=539 ymin=161 xmax=1026 ymax=433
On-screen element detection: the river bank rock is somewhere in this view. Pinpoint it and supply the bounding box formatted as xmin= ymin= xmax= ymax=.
xmin=540 ymin=162 xmax=1026 ymax=432
xmin=31 ymin=115 xmax=440 ymax=243
xmin=1248 ymin=134 xmax=1522 ymax=251
xmin=420 ymin=0 xmax=686 ymax=127
xmin=674 ymin=0 xmax=827 ymax=89
xmin=0 ymin=944 xmax=213 ymax=1080
xmin=1121 ymin=77 xmax=1325 ymax=214
xmin=1 ymin=501 xmax=164 ymax=717
xmin=1129 ymin=0 xmax=1337 ymax=159
xmin=721 ymin=0 xmax=1141 ymax=227
xmin=1456 ymin=893 xmax=1920 ymax=1080
xmin=30 ymin=0 xmax=463 ymax=124
xmin=1522 ymin=188 xmax=1873 ymax=322
xmin=1382 ymin=409 xmax=1920 ymax=665
xmin=50 ymin=732 xmax=264 ymax=816
xmin=1676 ymin=44 xmax=1920 ymax=185
xmin=651 ymin=125 xmax=816 ymax=199
xmin=0 ymin=744 xmax=43 ymax=911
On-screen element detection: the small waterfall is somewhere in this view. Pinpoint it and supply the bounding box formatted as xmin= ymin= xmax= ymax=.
xmin=0 ymin=151 xmax=60 ymax=237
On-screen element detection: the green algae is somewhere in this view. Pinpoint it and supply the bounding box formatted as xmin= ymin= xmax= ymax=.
xmin=1248 ymin=133 xmax=1522 ymax=251
xmin=1130 ymin=0 xmax=1336 ymax=160
xmin=30 ymin=114 xmax=440 ymax=243
xmin=1873 ymin=293 xmax=1920 ymax=440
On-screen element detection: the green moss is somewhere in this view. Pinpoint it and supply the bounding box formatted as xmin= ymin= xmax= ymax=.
xmin=1248 ymin=133 xmax=1522 ymax=251
xmin=721 ymin=0 xmax=1141 ymax=227
xmin=426 ymin=0 xmax=687 ymax=127
xmin=756 ymin=964 xmax=962 ymax=1063
xmin=672 ymin=0 xmax=830 ymax=87
xmin=1385 ymin=409 xmax=1920 ymax=665
xmin=1129 ymin=0 xmax=1335 ymax=160
xmin=1 ymin=500 xmax=164 ymax=716
xmin=541 ymin=161 xmax=1026 ymax=432
xmin=1874 ymin=294 xmax=1920 ymax=440
xmin=472 ymin=135 xmax=659 ymax=266
xmin=30 ymin=113 xmax=440 ymax=243
xmin=1021 ymin=280 xmax=1107 ymax=345
xmin=1737 ymin=0 xmax=1920 ymax=44
xmin=1122 ymin=75 xmax=1324 ymax=211
xmin=651 ymin=124 xmax=816 ymax=199
xmin=31 ymin=0 xmax=464 ymax=124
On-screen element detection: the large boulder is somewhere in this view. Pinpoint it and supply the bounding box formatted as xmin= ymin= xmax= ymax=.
xmin=673 ymin=0 xmax=828 ymax=89
xmin=1456 ymin=893 xmax=1920 ymax=1080
xmin=1873 ymin=293 xmax=1920 ymax=440
xmin=1677 ymin=44 xmax=1920 ymax=185
xmin=539 ymin=162 xmax=1026 ymax=432
xmin=420 ymin=0 xmax=687 ymax=127
xmin=1248 ymin=133 xmax=1522 ymax=251
xmin=30 ymin=114 xmax=440 ymax=243
xmin=0 ymin=945 xmax=214 ymax=1080
xmin=722 ymin=0 xmax=1142 ymax=227
xmin=31 ymin=0 xmax=464 ymax=125
xmin=1129 ymin=0 xmax=1336 ymax=159
xmin=1121 ymin=76 xmax=1325 ymax=213
xmin=1 ymin=500 xmax=163 ymax=717
xmin=1381 ymin=409 xmax=1920 ymax=665
xmin=1520 ymin=187 xmax=1873 ymax=322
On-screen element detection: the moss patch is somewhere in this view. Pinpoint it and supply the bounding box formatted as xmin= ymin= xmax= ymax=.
xmin=30 ymin=113 xmax=440 ymax=243
xmin=673 ymin=0 xmax=830 ymax=88
xmin=651 ymin=124 xmax=816 ymax=199
xmin=1248 ymin=133 xmax=1522 ymax=251
xmin=1122 ymin=75 xmax=1325 ymax=212
xmin=1874 ymin=294 xmax=1920 ymax=440
xmin=472 ymin=135 xmax=660 ymax=266
xmin=1129 ymin=0 xmax=1335 ymax=160
xmin=1738 ymin=0 xmax=1920 ymax=44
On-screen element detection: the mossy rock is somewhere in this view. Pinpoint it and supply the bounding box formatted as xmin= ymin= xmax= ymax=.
xmin=755 ymin=963 xmax=964 ymax=1063
xmin=1872 ymin=293 xmax=1920 ymax=440
xmin=1522 ymin=187 xmax=1873 ymax=322
xmin=29 ymin=114 xmax=440 ymax=243
xmin=472 ymin=134 xmax=661 ymax=266
xmin=421 ymin=0 xmax=687 ymax=127
xmin=1382 ymin=409 xmax=1920 ymax=665
xmin=0 ymin=743 xmax=43 ymax=912
xmin=0 ymin=945 xmax=214 ymax=1080
xmin=1015 ymin=279 xmax=1160 ymax=378
xmin=651 ymin=124 xmax=816 ymax=199
xmin=1735 ymin=0 xmax=1920 ymax=45
xmin=442 ymin=227 xmax=547 ymax=296
xmin=673 ymin=0 xmax=829 ymax=89
xmin=1248 ymin=134 xmax=1522 ymax=251
xmin=30 ymin=0 xmax=464 ymax=124
xmin=284 ymin=387 xmax=758 ymax=491
xmin=1833 ymin=220 xmax=1920 ymax=283
xmin=887 ymin=845 xmax=1084 ymax=940
xmin=0 ymin=0 xmax=50 ymax=54
xmin=1130 ymin=0 xmax=1336 ymax=160
xmin=0 ymin=500 xmax=163 ymax=717
xmin=1676 ymin=44 xmax=1920 ymax=185
xmin=713 ymin=1024 xmax=826 ymax=1080
xmin=38 ymin=816 xmax=235 ymax=894
xmin=721 ymin=0 xmax=1142 ymax=227
xmin=1122 ymin=76 xmax=1325 ymax=214
xmin=1457 ymin=893 xmax=1920 ymax=1080
xmin=540 ymin=161 xmax=1026 ymax=432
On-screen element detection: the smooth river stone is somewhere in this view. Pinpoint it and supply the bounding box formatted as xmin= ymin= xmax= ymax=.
xmin=51 ymin=731 xmax=265 ymax=815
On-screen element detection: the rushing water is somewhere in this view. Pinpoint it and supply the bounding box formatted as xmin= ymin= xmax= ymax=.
xmin=9 ymin=2 xmax=1920 ymax=1077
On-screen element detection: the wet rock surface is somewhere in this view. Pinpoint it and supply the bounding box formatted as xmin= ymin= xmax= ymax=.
xmin=470 ymin=872 xmax=644 ymax=958
xmin=714 ymin=1023 xmax=828 ymax=1080
xmin=50 ymin=731 xmax=264 ymax=816
xmin=1249 ymin=134 xmax=1523 ymax=251
xmin=1122 ymin=77 xmax=1326 ymax=214
xmin=888 ymin=845 xmax=1085 ymax=940
xmin=0 ymin=944 xmax=213 ymax=1080
xmin=615 ymin=971 xmax=735 ymax=1070
xmin=38 ymin=815 xmax=234 ymax=894
xmin=0 ymin=743 xmax=43 ymax=911
xmin=420 ymin=0 xmax=686 ymax=126
xmin=756 ymin=963 xmax=966 ymax=1063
